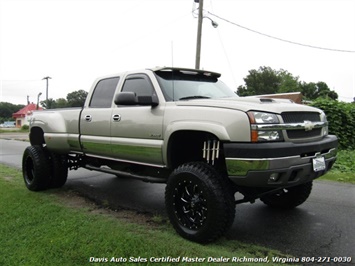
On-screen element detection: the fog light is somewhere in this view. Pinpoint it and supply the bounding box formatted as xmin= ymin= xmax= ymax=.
xmin=269 ymin=173 xmax=280 ymax=182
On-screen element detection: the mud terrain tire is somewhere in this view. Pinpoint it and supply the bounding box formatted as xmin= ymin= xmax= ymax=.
xmin=48 ymin=152 xmax=68 ymax=188
xmin=165 ymin=162 xmax=235 ymax=243
xmin=22 ymin=145 xmax=51 ymax=191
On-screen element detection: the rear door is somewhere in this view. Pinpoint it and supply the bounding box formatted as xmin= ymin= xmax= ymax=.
xmin=80 ymin=77 xmax=119 ymax=157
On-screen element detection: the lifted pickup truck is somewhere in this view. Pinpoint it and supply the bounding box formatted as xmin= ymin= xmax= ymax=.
xmin=23 ymin=67 xmax=337 ymax=243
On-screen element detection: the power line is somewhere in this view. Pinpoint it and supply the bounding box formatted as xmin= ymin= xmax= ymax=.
xmin=207 ymin=11 xmax=355 ymax=53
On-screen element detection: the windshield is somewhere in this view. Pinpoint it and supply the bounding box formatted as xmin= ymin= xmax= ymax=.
xmin=154 ymin=70 xmax=237 ymax=101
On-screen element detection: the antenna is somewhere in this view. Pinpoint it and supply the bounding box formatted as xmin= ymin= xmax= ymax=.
xmin=171 ymin=40 xmax=174 ymax=68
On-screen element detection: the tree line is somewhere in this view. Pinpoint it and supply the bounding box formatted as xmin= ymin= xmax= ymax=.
xmin=0 ymin=90 xmax=88 ymax=123
xmin=236 ymin=66 xmax=339 ymax=101
xmin=40 ymin=90 xmax=88 ymax=109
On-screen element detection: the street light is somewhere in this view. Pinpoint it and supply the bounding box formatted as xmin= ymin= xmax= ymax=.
xmin=205 ymin=16 xmax=218 ymax=28
xmin=194 ymin=0 xmax=218 ymax=69
xmin=42 ymin=76 xmax=51 ymax=108
xmin=37 ymin=92 xmax=42 ymax=110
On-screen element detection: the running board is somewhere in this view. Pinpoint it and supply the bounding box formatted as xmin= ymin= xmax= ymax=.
xmin=84 ymin=164 xmax=167 ymax=184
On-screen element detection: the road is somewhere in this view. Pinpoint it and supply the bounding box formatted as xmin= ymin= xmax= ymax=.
xmin=1 ymin=136 xmax=354 ymax=261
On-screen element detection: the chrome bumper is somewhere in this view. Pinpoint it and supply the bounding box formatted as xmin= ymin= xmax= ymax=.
xmin=224 ymin=135 xmax=338 ymax=187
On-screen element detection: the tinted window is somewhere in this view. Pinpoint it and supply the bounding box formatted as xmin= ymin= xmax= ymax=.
xmin=121 ymin=74 xmax=154 ymax=97
xmin=90 ymin=77 xmax=119 ymax=108
xmin=155 ymin=70 xmax=236 ymax=101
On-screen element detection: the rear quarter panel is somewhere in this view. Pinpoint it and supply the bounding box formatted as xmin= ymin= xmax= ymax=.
xmin=30 ymin=108 xmax=82 ymax=153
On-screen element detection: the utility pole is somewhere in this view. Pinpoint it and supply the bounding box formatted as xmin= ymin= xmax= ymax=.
xmin=195 ymin=0 xmax=204 ymax=69
xmin=42 ymin=76 xmax=51 ymax=108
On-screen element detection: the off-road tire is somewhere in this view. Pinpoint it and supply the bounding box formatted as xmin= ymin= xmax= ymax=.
xmin=165 ymin=162 xmax=235 ymax=243
xmin=48 ymin=152 xmax=68 ymax=188
xmin=260 ymin=181 xmax=313 ymax=209
xmin=22 ymin=145 xmax=51 ymax=191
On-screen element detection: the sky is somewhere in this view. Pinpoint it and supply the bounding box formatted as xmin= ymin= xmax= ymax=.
xmin=1 ymin=0 xmax=354 ymax=105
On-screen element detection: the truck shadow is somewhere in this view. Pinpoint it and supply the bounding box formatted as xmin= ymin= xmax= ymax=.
xmin=60 ymin=170 xmax=340 ymax=257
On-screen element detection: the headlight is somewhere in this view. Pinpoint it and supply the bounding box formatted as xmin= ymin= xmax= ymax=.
xmin=247 ymin=111 xmax=283 ymax=142
xmin=252 ymin=112 xmax=279 ymax=124
xmin=320 ymin=111 xmax=328 ymax=136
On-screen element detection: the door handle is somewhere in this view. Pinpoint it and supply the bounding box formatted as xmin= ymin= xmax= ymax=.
xmin=85 ymin=115 xmax=92 ymax=122
xmin=112 ymin=114 xmax=121 ymax=122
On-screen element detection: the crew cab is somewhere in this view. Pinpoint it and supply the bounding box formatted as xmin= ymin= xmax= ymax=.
xmin=22 ymin=67 xmax=338 ymax=243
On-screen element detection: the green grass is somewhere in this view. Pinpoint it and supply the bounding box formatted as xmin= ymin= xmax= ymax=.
xmin=0 ymin=165 xmax=288 ymax=266
xmin=0 ymin=128 xmax=29 ymax=133
xmin=320 ymin=149 xmax=355 ymax=184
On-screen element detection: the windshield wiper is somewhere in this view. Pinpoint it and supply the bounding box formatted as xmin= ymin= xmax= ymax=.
xmin=179 ymin=96 xmax=210 ymax=100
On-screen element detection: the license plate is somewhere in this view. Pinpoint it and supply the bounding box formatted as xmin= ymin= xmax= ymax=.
xmin=313 ymin=156 xmax=326 ymax=172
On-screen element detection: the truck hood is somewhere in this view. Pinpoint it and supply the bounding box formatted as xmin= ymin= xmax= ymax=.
xmin=176 ymin=97 xmax=321 ymax=114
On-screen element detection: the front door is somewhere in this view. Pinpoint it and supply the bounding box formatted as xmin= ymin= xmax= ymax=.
xmin=110 ymin=74 xmax=164 ymax=165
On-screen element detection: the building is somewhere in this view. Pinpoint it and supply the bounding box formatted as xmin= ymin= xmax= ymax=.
xmin=253 ymin=92 xmax=303 ymax=104
xmin=12 ymin=103 xmax=43 ymax=128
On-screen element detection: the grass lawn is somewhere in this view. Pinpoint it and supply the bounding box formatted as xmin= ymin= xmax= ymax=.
xmin=1 ymin=148 xmax=353 ymax=265
xmin=0 ymin=165 xmax=288 ymax=266
xmin=319 ymin=149 xmax=355 ymax=184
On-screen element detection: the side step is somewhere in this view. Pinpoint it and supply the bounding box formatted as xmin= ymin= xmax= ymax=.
xmin=84 ymin=164 xmax=167 ymax=184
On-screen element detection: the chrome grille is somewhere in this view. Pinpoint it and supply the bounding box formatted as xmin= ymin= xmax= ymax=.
xmin=287 ymin=128 xmax=322 ymax=139
xmin=281 ymin=112 xmax=320 ymax=123
xmin=281 ymin=112 xmax=322 ymax=139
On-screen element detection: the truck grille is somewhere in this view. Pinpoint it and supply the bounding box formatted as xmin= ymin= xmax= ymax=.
xmin=281 ymin=112 xmax=322 ymax=139
xmin=281 ymin=112 xmax=320 ymax=123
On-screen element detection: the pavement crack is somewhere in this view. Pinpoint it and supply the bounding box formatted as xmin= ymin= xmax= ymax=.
xmin=314 ymin=225 xmax=342 ymax=255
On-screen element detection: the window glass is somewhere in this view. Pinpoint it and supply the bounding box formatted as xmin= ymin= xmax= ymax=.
xmin=89 ymin=77 xmax=119 ymax=108
xmin=155 ymin=70 xmax=237 ymax=101
xmin=121 ymin=75 xmax=154 ymax=97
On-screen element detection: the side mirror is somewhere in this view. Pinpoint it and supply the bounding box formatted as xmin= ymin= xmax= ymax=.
xmin=114 ymin=92 xmax=159 ymax=106
xmin=137 ymin=94 xmax=159 ymax=107
xmin=114 ymin=92 xmax=137 ymax=105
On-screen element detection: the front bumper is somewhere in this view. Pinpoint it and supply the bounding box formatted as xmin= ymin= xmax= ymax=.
xmin=224 ymin=135 xmax=338 ymax=188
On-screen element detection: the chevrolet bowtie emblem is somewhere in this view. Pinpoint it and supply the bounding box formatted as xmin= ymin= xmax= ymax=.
xmin=304 ymin=120 xmax=314 ymax=131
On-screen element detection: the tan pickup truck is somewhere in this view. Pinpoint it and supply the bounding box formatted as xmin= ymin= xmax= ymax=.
xmin=22 ymin=67 xmax=338 ymax=243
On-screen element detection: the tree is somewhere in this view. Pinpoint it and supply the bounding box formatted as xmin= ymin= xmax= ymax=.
xmin=278 ymin=70 xmax=301 ymax=93
xmin=237 ymin=66 xmax=281 ymax=96
xmin=39 ymin=90 xmax=87 ymax=109
xmin=66 ymin=90 xmax=88 ymax=107
xmin=55 ymin=98 xmax=68 ymax=108
xmin=237 ymin=66 xmax=338 ymax=101
xmin=40 ymin=98 xmax=56 ymax=109
xmin=299 ymin=81 xmax=338 ymax=101
xmin=0 ymin=102 xmax=25 ymax=122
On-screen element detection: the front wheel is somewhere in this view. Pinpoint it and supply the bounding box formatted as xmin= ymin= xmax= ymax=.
xmin=260 ymin=181 xmax=313 ymax=209
xmin=165 ymin=162 xmax=235 ymax=243
xmin=22 ymin=146 xmax=51 ymax=191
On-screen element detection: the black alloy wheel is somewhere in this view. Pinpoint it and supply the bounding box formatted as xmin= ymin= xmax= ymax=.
xmin=165 ymin=162 xmax=235 ymax=243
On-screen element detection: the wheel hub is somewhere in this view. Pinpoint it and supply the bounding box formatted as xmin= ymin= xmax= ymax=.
xmin=173 ymin=180 xmax=207 ymax=230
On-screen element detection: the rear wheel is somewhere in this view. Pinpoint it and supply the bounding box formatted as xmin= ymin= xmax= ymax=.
xmin=48 ymin=152 xmax=68 ymax=188
xmin=22 ymin=146 xmax=51 ymax=191
xmin=165 ymin=162 xmax=235 ymax=243
xmin=260 ymin=181 xmax=313 ymax=209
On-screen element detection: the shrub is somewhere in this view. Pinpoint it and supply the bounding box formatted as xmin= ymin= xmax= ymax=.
xmin=21 ymin=124 xmax=29 ymax=131
xmin=311 ymin=99 xmax=355 ymax=150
